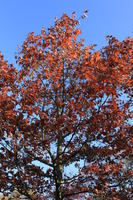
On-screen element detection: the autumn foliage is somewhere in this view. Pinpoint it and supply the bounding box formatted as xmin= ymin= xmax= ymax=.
xmin=0 ymin=13 xmax=133 ymax=199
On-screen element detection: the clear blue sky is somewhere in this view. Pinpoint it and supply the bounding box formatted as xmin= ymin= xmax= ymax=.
xmin=0 ymin=0 xmax=133 ymax=65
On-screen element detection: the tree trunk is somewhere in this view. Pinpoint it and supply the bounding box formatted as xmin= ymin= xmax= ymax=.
xmin=54 ymin=132 xmax=63 ymax=200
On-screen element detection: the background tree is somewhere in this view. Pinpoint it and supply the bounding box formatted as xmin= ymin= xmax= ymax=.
xmin=0 ymin=13 xmax=133 ymax=199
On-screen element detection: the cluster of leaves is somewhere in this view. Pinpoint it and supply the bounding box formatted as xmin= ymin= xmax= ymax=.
xmin=0 ymin=13 xmax=133 ymax=199
xmin=0 ymin=189 xmax=37 ymax=199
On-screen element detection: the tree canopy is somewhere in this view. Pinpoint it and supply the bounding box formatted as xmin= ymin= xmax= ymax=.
xmin=0 ymin=13 xmax=133 ymax=200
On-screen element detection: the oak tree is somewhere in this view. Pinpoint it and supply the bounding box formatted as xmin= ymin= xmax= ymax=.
xmin=0 ymin=13 xmax=133 ymax=199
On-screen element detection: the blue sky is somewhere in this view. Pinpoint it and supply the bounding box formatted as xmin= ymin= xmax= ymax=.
xmin=0 ymin=0 xmax=133 ymax=65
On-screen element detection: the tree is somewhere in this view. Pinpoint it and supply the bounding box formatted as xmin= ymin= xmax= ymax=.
xmin=0 ymin=13 xmax=133 ymax=199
